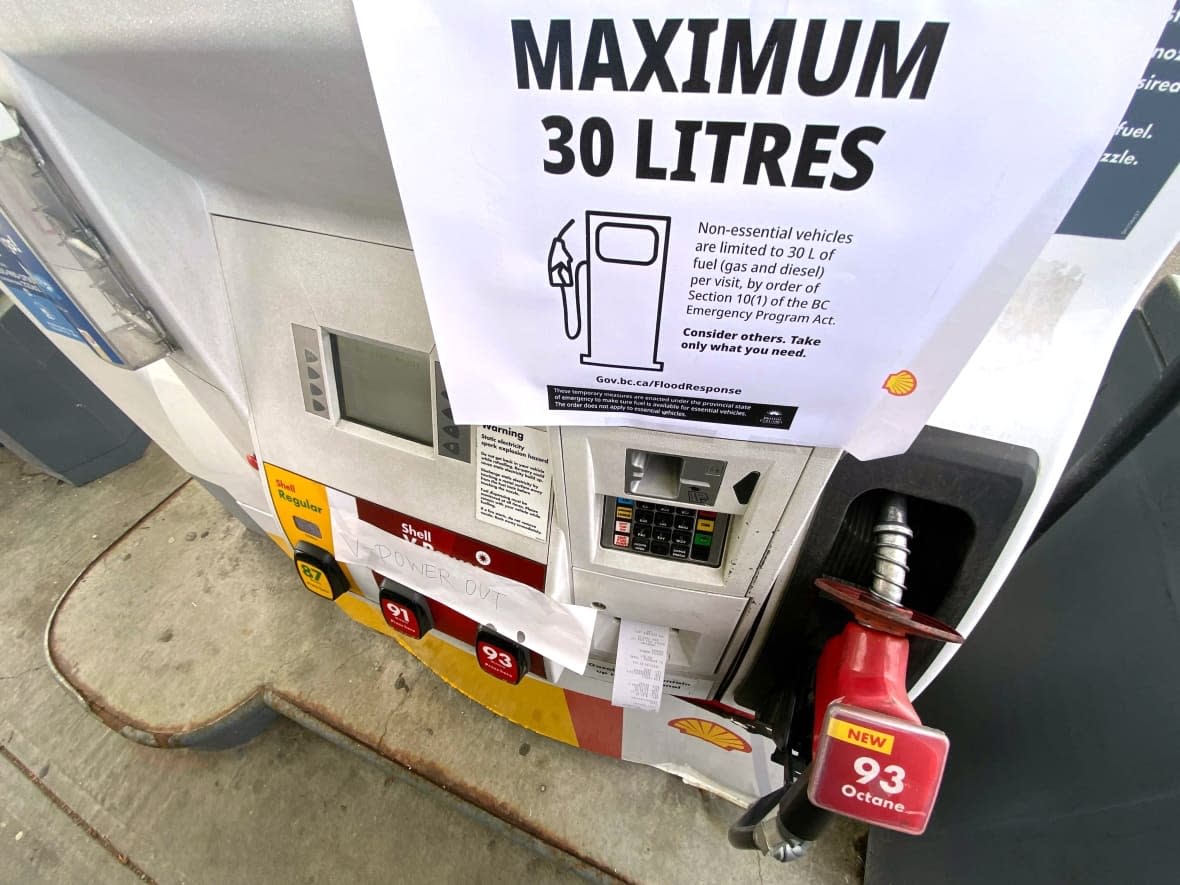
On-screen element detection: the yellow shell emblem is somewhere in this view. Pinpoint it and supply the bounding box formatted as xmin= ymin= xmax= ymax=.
xmin=882 ymin=369 xmax=918 ymax=397
xmin=667 ymin=717 xmax=752 ymax=753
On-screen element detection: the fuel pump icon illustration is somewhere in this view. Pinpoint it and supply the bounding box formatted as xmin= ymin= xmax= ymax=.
xmin=548 ymin=211 xmax=671 ymax=371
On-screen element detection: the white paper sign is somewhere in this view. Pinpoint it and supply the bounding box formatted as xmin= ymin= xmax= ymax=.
xmin=611 ymin=620 xmax=671 ymax=711
xmin=475 ymin=425 xmax=552 ymax=541
xmin=326 ymin=489 xmax=597 ymax=673
xmin=355 ymin=1 xmax=1168 ymax=459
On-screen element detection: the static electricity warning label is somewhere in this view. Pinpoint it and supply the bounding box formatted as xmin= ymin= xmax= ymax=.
xmin=475 ymin=425 xmax=553 ymax=542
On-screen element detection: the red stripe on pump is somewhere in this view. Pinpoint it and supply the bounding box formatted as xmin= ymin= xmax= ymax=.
xmin=563 ymin=689 xmax=624 ymax=758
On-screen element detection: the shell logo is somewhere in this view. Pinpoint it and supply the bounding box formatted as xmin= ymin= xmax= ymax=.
xmin=667 ymin=717 xmax=752 ymax=753
xmin=882 ymin=370 xmax=918 ymax=397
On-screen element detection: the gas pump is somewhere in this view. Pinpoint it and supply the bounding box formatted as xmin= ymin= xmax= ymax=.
xmin=2 ymin=2 xmax=1176 ymax=865
xmin=549 ymin=212 xmax=671 ymax=370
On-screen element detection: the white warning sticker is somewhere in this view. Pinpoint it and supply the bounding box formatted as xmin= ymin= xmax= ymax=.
xmin=475 ymin=425 xmax=552 ymax=542
xmin=611 ymin=620 xmax=670 ymax=712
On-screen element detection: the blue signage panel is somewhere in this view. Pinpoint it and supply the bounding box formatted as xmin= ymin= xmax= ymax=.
xmin=1058 ymin=6 xmax=1180 ymax=239
xmin=0 ymin=208 xmax=123 ymax=364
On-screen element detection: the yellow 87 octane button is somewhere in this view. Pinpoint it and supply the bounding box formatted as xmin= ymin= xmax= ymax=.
xmin=293 ymin=541 xmax=349 ymax=600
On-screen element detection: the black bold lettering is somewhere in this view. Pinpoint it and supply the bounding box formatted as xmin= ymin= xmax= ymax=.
xmin=856 ymin=21 xmax=949 ymax=99
xmin=799 ymin=20 xmax=862 ymax=96
xmin=579 ymin=20 xmax=628 ymax=91
xmin=671 ymin=120 xmax=703 ymax=181
xmin=682 ymin=19 xmax=719 ymax=93
xmin=705 ymin=121 xmax=747 ymax=183
xmin=580 ymin=117 xmax=614 ymax=177
xmin=636 ymin=119 xmax=668 ymax=180
xmin=832 ymin=126 xmax=885 ymax=190
xmin=791 ymin=125 xmax=839 ymax=188
xmin=718 ymin=20 xmax=796 ymax=94
xmin=541 ymin=115 xmax=576 ymax=174
xmin=743 ymin=123 xmax=792 ymax=186
xmin=511 ymin=20 xmax=572 ymax=90
xmin=631 ymin=19 xmax=681 ymax=92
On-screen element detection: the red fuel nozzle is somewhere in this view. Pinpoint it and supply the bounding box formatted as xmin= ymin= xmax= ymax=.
xmin=805 ymin=497 xmax=964 ymax=836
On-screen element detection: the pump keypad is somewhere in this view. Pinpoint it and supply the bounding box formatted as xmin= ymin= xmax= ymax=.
xmin=601 ymin=496 xmax=728 ymax=567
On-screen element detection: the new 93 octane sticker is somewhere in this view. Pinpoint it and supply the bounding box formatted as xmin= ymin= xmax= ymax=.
xmin=808 ymin=703 xmax=949 ymax=835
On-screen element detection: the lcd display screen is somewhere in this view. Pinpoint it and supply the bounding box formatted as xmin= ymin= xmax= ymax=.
xmin=330 ymin=333 xmax=433 ymax=446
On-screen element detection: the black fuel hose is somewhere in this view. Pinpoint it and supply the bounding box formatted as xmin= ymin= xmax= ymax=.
xmin=727 ymin=784 xmax=788 ymax=850
xmin=728 ymin=767 xmax=833 ymax=852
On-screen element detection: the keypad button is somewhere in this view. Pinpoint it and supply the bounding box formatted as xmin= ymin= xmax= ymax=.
xmin=604 ymin=493 xmax=725 ymax=566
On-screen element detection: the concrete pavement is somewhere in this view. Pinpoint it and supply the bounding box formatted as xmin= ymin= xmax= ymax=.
xmin=0 ymin=444 xmax=864 ymax=883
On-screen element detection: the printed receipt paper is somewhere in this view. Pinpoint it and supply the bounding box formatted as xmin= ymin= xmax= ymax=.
xmin=612 ymin=620 xmax=671 ymax=712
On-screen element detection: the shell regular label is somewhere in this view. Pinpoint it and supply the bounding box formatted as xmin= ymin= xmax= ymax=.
xmin=298 ymin=561 xmax=335 ymax=599
xmin=808 ymin=703 xmax=949 ymax=835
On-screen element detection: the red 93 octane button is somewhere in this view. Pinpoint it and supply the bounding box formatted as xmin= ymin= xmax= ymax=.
xmin=808 ymin=703 xmax=949 ymax=835
xmin=474 ymin=627 xmax=529 ymax=685
xmin=378 ymin=580 xmax=433 ymax=639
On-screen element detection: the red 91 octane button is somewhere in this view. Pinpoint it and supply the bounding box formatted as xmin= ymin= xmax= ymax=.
xmin=808 ymin=703 xmax=949 ymax=835
xmin=475 ymin=627 xmax=529 ymax=685
xmin=378 ymin=580 xmax=433 ymax=639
